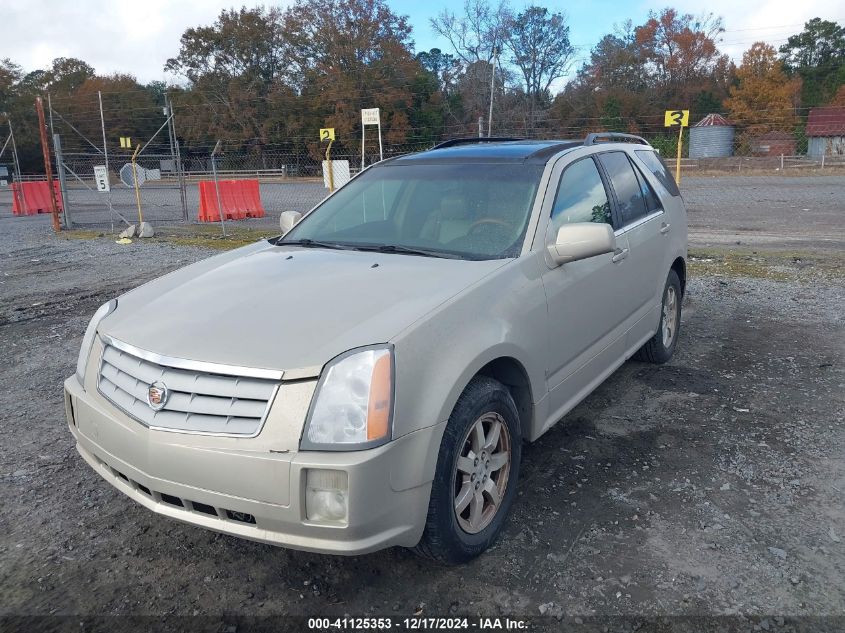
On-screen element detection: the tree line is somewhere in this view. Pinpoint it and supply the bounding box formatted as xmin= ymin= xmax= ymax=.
xmin=1 ymin=0 xmax=844 ymax=172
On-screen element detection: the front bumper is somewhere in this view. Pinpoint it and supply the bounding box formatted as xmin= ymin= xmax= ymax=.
xmin=64 ymin=375 xmax=445 ymax=555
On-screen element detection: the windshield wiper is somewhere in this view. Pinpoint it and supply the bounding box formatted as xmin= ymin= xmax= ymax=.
xmin=348 ymin=244 xmax=463 ymax=259
xmin=278 ymin=238 xmax=351 ymax=250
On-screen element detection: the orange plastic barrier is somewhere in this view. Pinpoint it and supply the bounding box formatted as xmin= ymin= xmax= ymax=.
xmin=11 ymin=181 xmax=64 ymax=216
xmin=197 ymin=179 xmax=265 ymax=222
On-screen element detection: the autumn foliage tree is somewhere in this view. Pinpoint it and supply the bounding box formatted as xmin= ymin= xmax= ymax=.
xmin=556 ymin=9 xmax=734 ymax=137
xmin=725 ymin=42 xmax=801 ymax=145
xmin=634 ymin=8 xmax=731 ymax=104
xmin=830 ymin=84 xmax=845 ymax=107
xmin=282 ymin=0 xmax=422 ymax=149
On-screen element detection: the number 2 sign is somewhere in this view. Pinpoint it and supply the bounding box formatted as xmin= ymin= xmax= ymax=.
xmin=320 ymin=128 xmax=335 ymax=142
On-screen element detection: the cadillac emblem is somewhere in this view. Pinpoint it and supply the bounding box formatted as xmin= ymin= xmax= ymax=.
xmin=147 ymin=381 xmax=169 ymax=411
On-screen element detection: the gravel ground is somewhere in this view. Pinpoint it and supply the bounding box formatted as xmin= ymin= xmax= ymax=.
xmin=0 ymin=199 xmax=843 ymax=626
xmin=682 ymin=176 xmax=845 ymax=254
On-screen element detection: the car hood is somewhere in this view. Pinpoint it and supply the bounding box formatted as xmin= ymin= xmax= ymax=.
xmin=100 ymin=242 xmax=506 ymax=376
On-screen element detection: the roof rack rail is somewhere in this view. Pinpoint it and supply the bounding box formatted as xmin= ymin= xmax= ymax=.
xmin=584 ymin=132 xmax=650 ymax=146
xmin=432 ymin=137 xmax=526 ymax=149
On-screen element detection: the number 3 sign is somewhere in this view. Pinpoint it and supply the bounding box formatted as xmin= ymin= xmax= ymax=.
xmin=664 ymin=110 xmax=689 ymax=127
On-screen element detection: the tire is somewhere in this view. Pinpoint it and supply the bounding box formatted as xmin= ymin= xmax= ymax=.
xmin=633 ymin=269 xmax=682 ymax=364
xmin=413 ymin=376 xmax=522 ymax=564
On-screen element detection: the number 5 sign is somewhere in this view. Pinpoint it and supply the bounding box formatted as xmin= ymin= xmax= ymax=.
xmin=93 ymin=165 xmax=110 ymax=192
xmin=664 ymin=110 xmax=689 ymax=127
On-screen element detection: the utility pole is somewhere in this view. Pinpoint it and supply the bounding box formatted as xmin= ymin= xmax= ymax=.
xmin=53 ymin=133 xmax=71 ymax=228
xmin=47 ymin=93 xmax=65 ymax=221
xmin=164 ymin=96 xmax=176 ymax=159
xmin=0 ymin=131 xmax=10 ymax=159
xmin=98 ymin=90 xmax=118 ymax=233
xmin=487 ymin=44 xmax=499 ymax=138
xmin=47 ymin=93 xmax=56 ymax=140
xmin=7 ymin=118 xmax=26 ymax=213
xmin=166 ymin=94 xmax=188 ymax=221
xmin=35 ymin=97 xmax=61 ymax=232
xmin=210 ymin=140 xmax=226 ymax=236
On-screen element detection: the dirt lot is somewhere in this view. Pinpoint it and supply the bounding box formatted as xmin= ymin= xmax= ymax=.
xmin=0 ymin=177 xmax=843 ymax=628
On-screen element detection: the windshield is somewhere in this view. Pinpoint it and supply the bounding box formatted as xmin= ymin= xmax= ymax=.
xmin=281 ymin=163 xmax=543 ymax=260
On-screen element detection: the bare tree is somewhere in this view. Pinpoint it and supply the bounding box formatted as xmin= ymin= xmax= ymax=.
xmin=430 ymin=0 xmax=512 ymax=66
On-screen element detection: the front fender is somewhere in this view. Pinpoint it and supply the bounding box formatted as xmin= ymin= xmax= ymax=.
xmin=390 ymin=255 xmax=548 ymax=442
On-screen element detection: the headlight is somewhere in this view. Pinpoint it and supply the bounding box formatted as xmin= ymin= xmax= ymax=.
xmin=75 ymin=299 xmax=117 ymax=385
xmin=301 ymin=346 xmax=393 ymax=450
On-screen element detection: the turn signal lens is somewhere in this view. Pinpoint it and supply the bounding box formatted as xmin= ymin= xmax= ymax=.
xmin=367 ymin=352 xmax=391 ymax=441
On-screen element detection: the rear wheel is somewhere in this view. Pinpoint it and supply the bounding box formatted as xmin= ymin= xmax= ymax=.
xmin=413 ymin=376 xmax=521 ymax=564
xmin=634 ymin=269 xmax=682 ymax=364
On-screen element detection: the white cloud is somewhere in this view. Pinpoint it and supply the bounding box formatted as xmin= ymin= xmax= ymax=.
xmin=0 ymin=0 xmax=276 ymax=83
xmin=667 ymin=0 xmax=845 ymax=61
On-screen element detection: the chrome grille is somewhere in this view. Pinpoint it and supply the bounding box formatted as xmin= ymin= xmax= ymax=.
xmin=97 ymin=338 xmax=280 ymax=436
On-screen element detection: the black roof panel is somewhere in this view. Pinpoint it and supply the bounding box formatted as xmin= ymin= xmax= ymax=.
xmin=390 ymin=139 xmax=582 ymax=165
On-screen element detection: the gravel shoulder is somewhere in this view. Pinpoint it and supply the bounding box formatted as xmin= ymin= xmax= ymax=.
xmin=0 ymin=208 xmax=843 ymax=620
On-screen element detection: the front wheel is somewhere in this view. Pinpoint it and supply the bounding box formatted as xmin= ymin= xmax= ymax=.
xmin=413 ymin=376 xmax=521 ymax=564
xmin=634 ymin=269 xmax=682 ymax=364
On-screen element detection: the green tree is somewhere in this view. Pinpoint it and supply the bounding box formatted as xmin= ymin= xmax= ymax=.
xmin=779 ymin=18 xmax=845 ymax=108
xmin=599 ymin=96 xmax=624 ymax=132
xmin=165 ymin=7 xmax=287 ymax=85
xmin=44 ymin=57 xmax=95 ymax=95
xmin=0 ymin=58 xmax=22 ymax=106
xmin=165 ymin=7 xmax=293 ymax=151
xmin=505 ymin=7 xmax=574 ymax=103
xmin=417 ymin=48 xmax=461 ymax=94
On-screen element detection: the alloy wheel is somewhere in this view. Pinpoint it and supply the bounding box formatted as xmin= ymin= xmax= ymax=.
xmin=453 ymin=412 xmax=512 ymax=534
xmin=662 ymin=285 xmax=678 ymax=348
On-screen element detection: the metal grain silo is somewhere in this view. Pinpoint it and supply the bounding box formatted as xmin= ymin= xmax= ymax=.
xmin=689 ymin=113 xmax=734 ymax=158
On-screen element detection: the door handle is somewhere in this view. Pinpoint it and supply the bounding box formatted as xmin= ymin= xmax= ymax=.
xmin=611 ymin=248 xmax=628 ymax=263
xmin=660 ymin=222 xmax=671 ymax=234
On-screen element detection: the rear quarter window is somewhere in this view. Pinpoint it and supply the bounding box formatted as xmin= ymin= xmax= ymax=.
xmin=635 ymin=150 xmax=681 ymax=198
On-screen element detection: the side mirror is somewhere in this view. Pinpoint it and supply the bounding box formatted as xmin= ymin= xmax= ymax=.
xmin=279 ymin=211 xmax=303 ymax=236
xmin=547 ymin=222 xmax=616 ymax=267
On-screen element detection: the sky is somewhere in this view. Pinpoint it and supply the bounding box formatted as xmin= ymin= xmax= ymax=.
xmin=2 ymin=0 xmax=844 ymax=87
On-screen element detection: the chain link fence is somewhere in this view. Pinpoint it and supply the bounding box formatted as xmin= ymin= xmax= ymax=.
xmin=3 ymin=124 xmax=844 ymax=231
xmin=21 ymin=139 xmax=440 ymax=228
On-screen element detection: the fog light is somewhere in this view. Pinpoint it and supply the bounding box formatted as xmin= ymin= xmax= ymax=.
xmin=305 ymin=469 xmax=348 ymax=524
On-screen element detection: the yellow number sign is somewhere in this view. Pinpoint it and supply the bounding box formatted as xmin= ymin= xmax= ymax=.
xmin=664 ymin=109 xmax=689 ymax=186
xmin=320 ymin=128 xmax=335 ymax=142
xmin=119 ymin=136 xmax=132 ymax=148
xmin=664 ymin=110 xmax=689 ymax=127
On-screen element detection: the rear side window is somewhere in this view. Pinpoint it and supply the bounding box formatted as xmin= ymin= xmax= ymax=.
xmin=548 ymin=157 xmax=612 ymax=242
xmin=635 ymin=150 xmax=681 ymax=197
xmin=633 ymin=165 xmax=662 ymax=213
xmin=597 ymin=152 xmax=648 ymax=226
